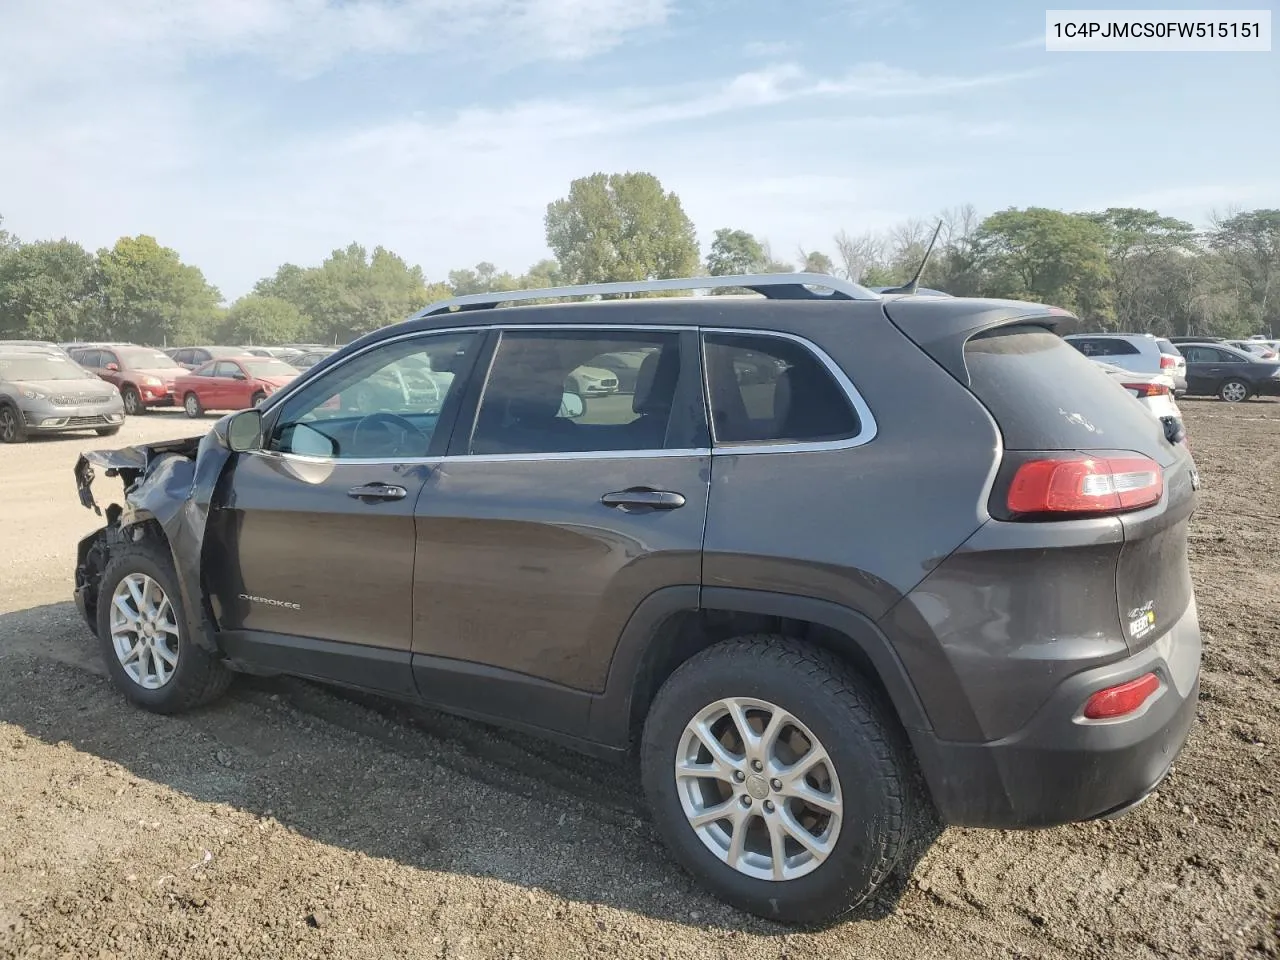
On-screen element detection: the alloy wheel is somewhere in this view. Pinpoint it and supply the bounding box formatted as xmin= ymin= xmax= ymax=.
xmin=675 ymin=697 xmax=842 ymax=881
xmin=184 ymin=394 xmax=200 ymax=416
xmin=123 ymin=389 xmax=142 ymax=415
xmin=1221 ymin=381 xmax=1248 ymax=402
xmin=0 ymin=408 xmax=16 ymax=442
xmin=109 ymin=573 xmax=180 ymax=689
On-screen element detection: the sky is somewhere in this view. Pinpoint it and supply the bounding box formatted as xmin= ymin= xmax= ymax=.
xmin=1 ymin=0 xmax=1277 ymax=300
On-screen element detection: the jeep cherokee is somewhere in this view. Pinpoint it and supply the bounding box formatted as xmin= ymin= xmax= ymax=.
xmin=71 ymin=273 xmax=1201 ymax=925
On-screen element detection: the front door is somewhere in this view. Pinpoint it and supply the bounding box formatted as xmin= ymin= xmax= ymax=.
xmin=410 ymin=327 xmax=710 ymax=732
xmin=204 ymin=329 xmax=484 ymax=690
xmin=1180 ymin=346 xmax=1220 ymax=394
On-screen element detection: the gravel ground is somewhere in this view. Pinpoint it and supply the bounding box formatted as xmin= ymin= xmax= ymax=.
xmin=0 ymin=402 xmax=1277 ymax=959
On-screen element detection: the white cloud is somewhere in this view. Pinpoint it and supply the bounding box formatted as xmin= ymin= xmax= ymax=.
xmin=1006 ymin=33 xmax=1046 ymax=50
xmin=1107 ymin=183 xmax=1280 ymax=216
xmin=743 ymin=40 xmax=796 ymax=58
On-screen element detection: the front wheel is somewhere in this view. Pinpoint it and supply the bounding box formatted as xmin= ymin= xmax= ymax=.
xmin=640 ymin=637 xmax=920 ymax=925
xmin=96 ymin=536 xmax=232 ymax=713
xmin=183 ymin=392 xmax=204 ymax=418
xmin=121 ymin=386 xmax=145 ymax=416
xmin=0 ymin=404 xmax=27 ymax=443
xmin=250 ymin=391 xmax=267 ymax=407
xmin=1218 ymin=378 xmax=1251 ymax=403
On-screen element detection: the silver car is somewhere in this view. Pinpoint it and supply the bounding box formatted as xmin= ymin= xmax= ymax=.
xmin=0 ymin=351 xmax=126 ymax=443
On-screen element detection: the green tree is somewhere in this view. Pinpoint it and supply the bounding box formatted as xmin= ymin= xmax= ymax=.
xmin=1083 ymin=208 xmax=1198 ymax=333
xmin=94 ymin=235 xmax=221 ymax=345
xmin=219 ymin=295 xmax=308 ymax=345
xmin=519 ymin=258 xmax=563 ymax=289
xmin=545 ymin=172 xmax=700 ymax=290
xmin=970 ymin=208 xmax=1114 ymax=323
xmin=449 ymin=261 xmax=521 ymax=296
xmin=706 ymin=228 xmax=766 ymax=277
xmin=1208 ymin=209 xmax=1280 ymax=336
xmin=799 ymin=249 xmax=835 ymax=275
xmin=0 ymin=239 xmax=97 ymax=339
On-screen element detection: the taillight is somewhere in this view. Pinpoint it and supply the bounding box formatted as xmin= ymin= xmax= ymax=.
xmin=1083 ymin=672 xmax=1161 ymax=719
xmin=1006 ymin=454 xmax=1163 ymax=517
xmin=1123 ymin=382 xmax=1170 ymax=398
xmin=1159 ymin=355 xmax=1178 ymax=369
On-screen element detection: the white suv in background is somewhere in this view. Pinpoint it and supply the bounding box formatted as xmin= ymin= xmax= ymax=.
xmin=1063 ymin=333 xmax=1187 ymax=395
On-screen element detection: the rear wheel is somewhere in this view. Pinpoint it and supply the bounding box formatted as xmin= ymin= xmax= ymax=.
xmin=121 ymin=386 xmax=145 ymax=416
xmin=96 ymin=536 xmax=232 ymax=713
xmin=250 ymin=390 xmax=267 ymax=407
xmin=183 ymin=392 xmax=204 ymax=418
xmin=1218 ymin=378 xmax=1251 ymax=403
xmin=0 ymin=404 xmax=27 ymax=443
xmin=641 ymin=636 xmax=918 ymax=924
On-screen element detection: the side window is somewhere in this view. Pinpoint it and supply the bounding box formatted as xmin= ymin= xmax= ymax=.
xmin=703 ymin=333 xmax=860 ymax=445
xmin=101 ymin=351 xmax=118 ymax=369
xmin=469 ymin=330 xmax=681 ymax=455
xmin=1104 ymin=339 xmax=1140 ymax=356
xmin=192 ymin=362 xmax=216 ymax=377
xmin=269 ymin=331 xmax=478 ymax=460
xmin=1069 ymin=338 xmax=1099 ymax=357
xmin=75 ymin=350 xmax=99 ymax=367
xmin=1215 ymin=349 xmax=1244 ymax=363
xmin=214 ymin=361 xmax=242 ymax=378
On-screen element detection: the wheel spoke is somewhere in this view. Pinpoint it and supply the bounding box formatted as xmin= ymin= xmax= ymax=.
xmin=135 ymin=645 xmax=153 ymax=683
xmin=779 ymin=807 xmax=831 ymax=861
xmin=758 ymin=707 xmax=789 ymax=759
xmin=676 ymin=759 xmax=734 ymax=783
xmin=782 ymin=780 xmax=841 ymax=814
xmin=691 ymin=719 xmax=741 ymax=772
xmin=112 ymin=593 xmax=141 ymax=624
xmin=778 ymin=744 xmax=830 ymax=785
xmin=140 ymin=577 xmax=162 ymax=619
xmin=725 ymin=699 xmax=755 ymax=751
xmin=688 ymin=798 xmax=738 ymax=829
xmin=154 ymin=640 xmax=178 ymax=667
xmin=766 ymin=814 xmax=788 ymax=881
xmin=120 ymin=641 xmax=144 ymax=665
xmin=125 ymin=576 xmax=146 ymax=612
xmin=725 ymin=810 xmax=749 ymax=868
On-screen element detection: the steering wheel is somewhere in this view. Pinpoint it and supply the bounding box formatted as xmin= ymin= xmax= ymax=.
xmin=351 ymin=412 xmax=428 ymax=458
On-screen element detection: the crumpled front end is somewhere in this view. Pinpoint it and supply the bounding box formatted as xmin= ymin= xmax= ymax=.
xmin=73 ymin=429 xmax=233 ymax=651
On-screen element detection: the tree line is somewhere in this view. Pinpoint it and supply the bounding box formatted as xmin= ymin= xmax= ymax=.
xmin=2 ymin=171 xmax=1276 ymax=346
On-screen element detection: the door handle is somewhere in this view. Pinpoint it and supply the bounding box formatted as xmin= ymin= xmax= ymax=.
xmin=600 ymin=488 xmax=686 ymax=510
xmin=347 ymin=482 xmax=408 ymax=501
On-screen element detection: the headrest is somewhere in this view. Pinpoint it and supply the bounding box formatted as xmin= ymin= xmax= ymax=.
xmin=633 ymin=349 xmax=679 ymax=416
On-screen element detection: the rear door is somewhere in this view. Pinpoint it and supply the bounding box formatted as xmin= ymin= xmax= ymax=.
xmin=204 ymin=329 xmax=484 ymax=690
xmin=410 ymin=325 xmax=709 ymax=725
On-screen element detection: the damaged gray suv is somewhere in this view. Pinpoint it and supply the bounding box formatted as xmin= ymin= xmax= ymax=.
xmin=72 ymin=274 xmax=1202 ymax=924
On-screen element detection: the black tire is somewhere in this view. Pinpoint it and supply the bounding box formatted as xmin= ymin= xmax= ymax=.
xmin=250 ymin=391 xmax=267 ymax=407
xmin=641 ymin=636 xmax=918 ymax=925
xmin=95 ymin=426 xmax=121 ymax=437
xmin=183 ymin=392 xmax=204 ymax=418
xmin=121 ymin=385 xmax=146 ymax=416
xmin=95 ymin=534 xmax=232 ymax=714
xmin=0 ymin=403 xmax=27 ymax=443
xmin=1218 ymin=378 xmax=1252 ymax=403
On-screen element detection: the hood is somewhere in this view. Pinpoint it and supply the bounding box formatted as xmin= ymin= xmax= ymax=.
xmin=262 ymin=375 xmax=297 ymax=388
xmin=133 ymin=366 xmax=183 ymax=381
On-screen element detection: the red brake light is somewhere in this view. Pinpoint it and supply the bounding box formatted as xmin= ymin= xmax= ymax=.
xmin=1083 ymin=672 xmax=1161 ymax=719
xmin=1122 ymin=382 xmax=1170 ymax=398
xmin=1159 ymin=355 xmax=1177 ymax=369
xmin=1006 ymin=455 xmax=1163 ymax=516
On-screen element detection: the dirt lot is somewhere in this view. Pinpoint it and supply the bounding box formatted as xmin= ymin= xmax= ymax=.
xmin=0 ymin=402 xmax=1277 ymax=959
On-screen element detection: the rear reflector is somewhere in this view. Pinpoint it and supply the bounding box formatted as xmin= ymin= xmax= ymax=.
xmin=1083 ymin=672 xmax=1161 ymax=719
xmin=1007 ymin=455 xmax=1164 ymax=516
xmin=1123 ymin=382 xmax=1170 ymax=398
xmin=1159 ymin=355 xmax=1178 ymax=369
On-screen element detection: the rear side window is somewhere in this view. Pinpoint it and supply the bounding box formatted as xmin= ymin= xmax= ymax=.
xmin=703 ymin=333 xmax=859 ymax=445
xmin=964 ymin=326 xmax=1164 ymax=450
xmin=1155 ymin=339 xmax=1180 ymax=356
xmin=1070 ymin=337 xmax=1139 ymax=357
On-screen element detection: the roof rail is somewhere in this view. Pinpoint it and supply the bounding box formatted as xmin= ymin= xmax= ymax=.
xmin=413 ymin=272 xmax=880 ymax=318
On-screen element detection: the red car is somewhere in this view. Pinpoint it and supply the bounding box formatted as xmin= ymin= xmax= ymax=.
xmin=175 ymin=356 xmax=299 ymax=417
xmin=70 ymin=345 xmax=185 ymax=415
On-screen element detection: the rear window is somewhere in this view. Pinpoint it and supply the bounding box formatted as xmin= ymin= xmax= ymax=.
xmin=1155 ymin=339 xmax=1181 ymax=356
xmin=964 ymin=326 xmax=1166 ymax=451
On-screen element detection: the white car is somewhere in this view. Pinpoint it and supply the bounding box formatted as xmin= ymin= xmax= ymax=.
xmin=1094 ymin=361 xmax=1186 ymax=445
xmin=1064 ymin=333 xmax=1187 ymax=395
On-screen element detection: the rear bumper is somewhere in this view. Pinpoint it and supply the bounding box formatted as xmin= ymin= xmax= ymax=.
xmin=913 ymin=600 xmax=1201 ymax=829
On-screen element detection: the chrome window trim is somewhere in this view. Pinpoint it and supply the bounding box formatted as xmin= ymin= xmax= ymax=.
xmin=699 ymin=327 xmax=878 ymax=455
xmin=261 ymin=323 xmax=699 ymax=465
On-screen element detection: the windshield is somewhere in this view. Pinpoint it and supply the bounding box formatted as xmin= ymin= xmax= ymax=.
xmin=242 ymin=359 xmax=298 ymax=378
xmin=119 ymin=348 xmax=181 ymax=369
xmin=0 ymin=356 xmax=96 ymax=381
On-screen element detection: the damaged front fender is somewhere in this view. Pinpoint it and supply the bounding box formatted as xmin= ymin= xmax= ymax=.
xmin=73 ymin=423 xmax=237 ymax=653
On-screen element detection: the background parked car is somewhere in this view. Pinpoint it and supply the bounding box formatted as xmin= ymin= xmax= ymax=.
xmin=0 ymin=350 xmax=125 ymax=443
xmin=290 ymin=347 xmax=340 ymax=369
xmin=0 ymin=339 xmax=75 ymax=360
xmin=1175 ymin=342 xmax=1280 ymax=402
xmin=1226 ymin=339 xmax=1279 ymax=360
xmin=175 ymin=356 xmax=299 ymax=417
xmin=1093 ymin=361 xmax=1186 ymax=445
xmin=242 ymin=346 xmax=304 ymax=364
xmin=1063 ymin=333 xmax=1187 ymax=395
xmin=166 ymin=345 xmax=248 ymax=370
xmin=70 ymin=345 xmax=184 ymax=414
